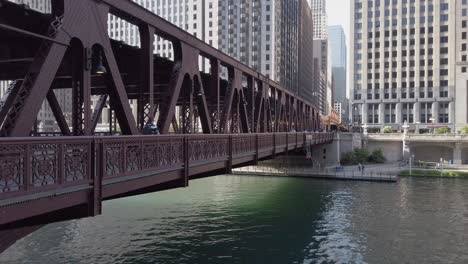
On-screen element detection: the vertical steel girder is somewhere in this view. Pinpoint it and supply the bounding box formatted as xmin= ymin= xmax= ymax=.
xmin=138 ymin=25 xmax=155 ymax=129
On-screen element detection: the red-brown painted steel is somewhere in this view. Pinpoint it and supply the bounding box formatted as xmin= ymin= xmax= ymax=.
xmin=0 ymin=0 xmax=321 ymax=136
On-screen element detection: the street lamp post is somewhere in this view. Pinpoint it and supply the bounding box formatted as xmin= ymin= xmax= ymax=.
xmin=429 ymin=118 xmax=435 ymax=134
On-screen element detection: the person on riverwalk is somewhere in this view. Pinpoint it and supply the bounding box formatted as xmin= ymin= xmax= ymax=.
xmin=362 ymin=164 xmax=365 ymax=174
xmin=358 ymin=163 xmax=362 ymax=172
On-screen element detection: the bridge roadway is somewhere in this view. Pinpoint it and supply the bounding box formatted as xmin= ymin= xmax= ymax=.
xmin=0 ymin=132 xmax=333 ymax=251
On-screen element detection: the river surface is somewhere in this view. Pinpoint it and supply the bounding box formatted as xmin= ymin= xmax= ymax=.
xmin=1 ymin=176 xmax=468 ymax=264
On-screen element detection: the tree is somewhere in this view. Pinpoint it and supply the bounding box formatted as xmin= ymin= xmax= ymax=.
xmin=383 ymin=126 xmax=393 ymax=133
xmin=368 ymin=149 xmax=386 ymax=163
xmin=435 ymin=127 xmax=450 ymax=134
xmin=460 ymin=126 xmax=468 ymax=135
xmin=354 ymin=149 xmax=369 ymax=163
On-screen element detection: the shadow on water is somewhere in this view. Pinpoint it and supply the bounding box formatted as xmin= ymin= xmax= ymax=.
xmin=2 ymin=176 xmax=468 ymax=264
xmin=0 ymin=175 xmax=336 ymax=264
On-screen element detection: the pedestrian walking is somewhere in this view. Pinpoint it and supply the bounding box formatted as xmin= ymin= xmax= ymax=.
xmin=362 ymin=164 xmax=365 ymax=174
xmin=358 ymin=163 xmax=362 ymax=172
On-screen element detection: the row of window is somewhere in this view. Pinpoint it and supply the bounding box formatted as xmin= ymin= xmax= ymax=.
xmin=353 ymin=102 xmax=450 ymax=124
xmin=355 ymin=0 xmax=446 ymax=10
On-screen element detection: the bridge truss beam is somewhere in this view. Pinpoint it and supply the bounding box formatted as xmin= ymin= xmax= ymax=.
xmin=0 ymin=0 xmax=321 ymax=137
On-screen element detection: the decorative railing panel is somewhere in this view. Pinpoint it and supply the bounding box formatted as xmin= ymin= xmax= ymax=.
xmin=232 ymin=134 xmax=256 ymax=156
xmin=0 ymin=138 xmax=92 ymax=199
xmin=188 ymin=135 xmax=228 ymax=162
xmin=102 ymin=136 xmax=184 ymax=179
xmin=275 ymin=133 xmax=287 ymax=147
xmin=258 ymin=134 xmax=273 ymax=150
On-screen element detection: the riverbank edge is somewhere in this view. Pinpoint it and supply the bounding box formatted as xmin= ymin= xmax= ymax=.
xmin=399 ymin=169 xmax=468 ymax=178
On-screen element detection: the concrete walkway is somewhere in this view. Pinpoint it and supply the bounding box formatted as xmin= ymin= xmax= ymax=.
xmin=232 ymin=163 xmax=398 ymax=182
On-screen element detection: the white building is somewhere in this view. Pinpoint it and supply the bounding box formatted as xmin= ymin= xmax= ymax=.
xmin=351 ymin=0 xmax=468 ymax=132
xmin=334 ymin=102 xmax=342 ymax=123
xmin=311 ymin=0 xmax=328 ymax=40
xmin=5 ymin=0 xmax=50 ymax=13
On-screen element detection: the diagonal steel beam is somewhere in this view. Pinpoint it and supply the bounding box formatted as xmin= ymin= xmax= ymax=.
xmin=46 ymin=90 xmax=71 ymax=136
xmin=101 ymin=46 xmax=138 ymax=135
xmin=91 ymin=95 xmax=108 ymax=132
xmin=239 ymin=89 xmax=251 ymax=133
xmin=193 ymin=73 xmax=213 ymax=134
xmin=253 ymin=84 xmax=264 ymax=133
xmin=220 ymin=69 xmax=242 ymax=133
xmin=3 ymin=35 xmax=68 ymax=137
xmin=157 ymin=62 xmax=185 ymax=134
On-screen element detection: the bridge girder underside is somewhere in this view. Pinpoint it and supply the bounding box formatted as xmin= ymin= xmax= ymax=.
xmin=0 ymin=0 xmax=321 ymax=137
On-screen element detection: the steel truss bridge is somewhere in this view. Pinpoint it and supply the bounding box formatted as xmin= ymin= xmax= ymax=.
xmin=0 ymin=0 xmax=333 ymax=252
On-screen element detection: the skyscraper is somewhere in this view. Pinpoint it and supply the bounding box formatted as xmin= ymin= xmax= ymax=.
xmin=328 ymin=25 xmax=348 ymax=123
xmin=351 ymin=0 xmax=468 ymax=132
xmin=311 ymin=0 xmax=328 ymax=40
xmin=218 ymin=0 xmax=311 ymax=96
xmin=107 ymin=0 xmax=313 ymax=100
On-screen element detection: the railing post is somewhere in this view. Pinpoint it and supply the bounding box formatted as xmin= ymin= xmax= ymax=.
xmin=24 ymin=143 xmax=31 ymax=192
xmin=227 ymin=135 xmax=233 ymax=174
xmin=272 ymin=133 xmax=276 ymax=158
xmin=183 ymin=136 xmax=189 ymax=187
xmin=285 ymin=133 xmax=289 ymax=156
xmin=295 ymin=133 xmax=298 ymax=151
xmin=89 ymin=139 xmax=102 ymax=217
xmin=58 ymin=142 xmax=64 ymax=185
xmin=254 ymin=134 xmax=259 ymax=165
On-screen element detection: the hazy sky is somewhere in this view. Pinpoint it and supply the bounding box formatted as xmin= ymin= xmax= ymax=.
xmin=326 ymin=0 xmax=351 ymax=94
xmin=326 ymin=0 xmax=351 ymax=45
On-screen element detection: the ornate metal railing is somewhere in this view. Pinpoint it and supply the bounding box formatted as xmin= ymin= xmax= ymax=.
xmin=0 ymin=132 xmax=334 ymax=200
xmin=0 ymin=137 xmax=93 ymax=200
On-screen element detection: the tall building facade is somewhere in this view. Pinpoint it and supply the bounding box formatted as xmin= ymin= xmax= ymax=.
xmin=298 ymin=0 xmax=315 ymax=104
xmin=313 ymin=39 xmax=329 ymax=115
xmin=311 ymin=0 xmax=328 ymax=40
xmin=328 ymin=25 xmax=348 ymax=123
xmin=351 ymin=0 xmax=468 ymax=132
xmin=311 ymin=0 xmax=333 ymax=116
xmin=218 ymin=0 xmax=310 ymax=96
xmin=107 ymin=0 xmax=313 ymax=99
xmin=109 ymin=1 xmax=219 ymax=54
xmin=218 ymin=0 xmax=284 ymax=85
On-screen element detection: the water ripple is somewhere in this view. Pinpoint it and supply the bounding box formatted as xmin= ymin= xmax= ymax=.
xmin=2 ymin=177 xmax=468 ymax=263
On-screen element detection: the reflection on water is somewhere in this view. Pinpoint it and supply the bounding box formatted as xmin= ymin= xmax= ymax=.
xmin=1 ymin=176 xmax=468 ymax=264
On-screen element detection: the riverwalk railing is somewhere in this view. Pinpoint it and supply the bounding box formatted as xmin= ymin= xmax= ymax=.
xmin=233 ymin=164 xmax=398 ymax=182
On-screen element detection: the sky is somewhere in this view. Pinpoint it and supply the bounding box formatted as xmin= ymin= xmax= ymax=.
xmin=326 ymin=0 xmax=351 ymax=41
xmin=327 ymin=0 xmax=351 ymax=49
xmin=326 ymin=0 xmax=351 ymax=96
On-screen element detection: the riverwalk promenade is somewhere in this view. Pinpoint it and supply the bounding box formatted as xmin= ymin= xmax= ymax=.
xmin=233 ymin=163 xmax=398 ymax=182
